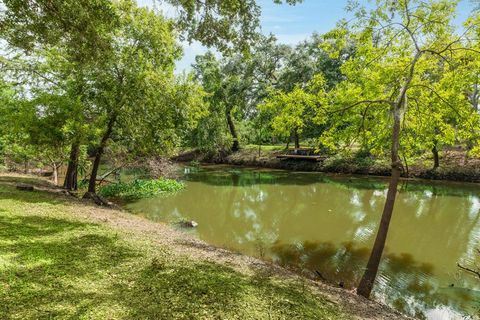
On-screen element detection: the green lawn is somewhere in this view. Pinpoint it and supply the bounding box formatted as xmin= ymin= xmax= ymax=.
xmin=244 ymin=144 xmax=287 ymax=152
xmin=0 ymin=176 xmax=348 ymax=320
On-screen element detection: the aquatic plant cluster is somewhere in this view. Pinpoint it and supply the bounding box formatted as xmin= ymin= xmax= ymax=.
xmin=99 ymin=179 xmax=184 ymax=200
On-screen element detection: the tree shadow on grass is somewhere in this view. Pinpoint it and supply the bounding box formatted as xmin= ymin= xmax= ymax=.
xmin=0 ymin=214 xmax=140 ymax=319
xmin=0 ymin=206 xmax=344 ymax=319
xmin=116 ymin=261 xmax=249 ymax=319
xmin=0 ymin=215 xmax=88 ymax=238
xmin=0 ymin=176 xmax=53 ymax=187
xmin=114 ymin=257 xmax=343 ymax=319
xmin=0 ymin=183 xmax=65 ymax=205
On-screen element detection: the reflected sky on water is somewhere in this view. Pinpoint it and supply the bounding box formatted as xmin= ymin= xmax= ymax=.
xmin=127 ymin=165 xmax=480 ymax=319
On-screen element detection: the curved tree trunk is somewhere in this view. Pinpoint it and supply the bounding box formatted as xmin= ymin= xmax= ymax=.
xmin=87 ymin=114 xmax=116 ymax=194
xmin=401 ymin=153 xmax=409 ymax=178
xmin=357 ymin=163 xmax=401 ymax=297
xmin=226 ymin=109 xmax=239 ymax=152
xmin=357 ymin=52 xmax=421 ymax=299
xmin=64 ymin=142 xmax=80 ymax=190
xmin=432 ymin=143 xmax=439 ymax=170
xmin=286 ymin=135 xmax=291 ymax=150
xmin=357 ymin=100 xmax=402 ymax=297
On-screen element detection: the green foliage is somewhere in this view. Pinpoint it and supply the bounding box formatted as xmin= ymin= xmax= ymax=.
xmin=190 ymin=32 xmax=351 ymax=152
xmin=277 ymin=33 xmax=353 ymax=92
xmin=85 ymin=1 xmax=207 ymax=158
xmin=0 ymin=0 xmax=118 ymax=61
xmin=98 ymin=178 xmax=184 ymax=199
xmin=162 ymin=0 xmax=261 ymax=53
xmin=1 ymin=0 xmax=480 ymax=181
xmin=258 ymin=74 xmax=328 ymax=144
xmin=319 ymin=0 xmax=480 ymax=163
xmin=190 ymin=35 xmax=296 ymax=151
xmin=160 ymin=0 xmax=300 ymax=54
xmin=189 ymin=52 xmax=233 ymax=151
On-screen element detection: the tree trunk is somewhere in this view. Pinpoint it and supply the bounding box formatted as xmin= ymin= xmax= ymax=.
xmin=402 ymin=153 xmax=409 ymax=178
xmin=357 ymin=101 xmax=402 ymax=297
xmin=87 ymin=114 xmax=116 ymax=194
xmin=226 ymin=109 xmax=239 ymax=152
xmin=52 ymin=163 xmax=58 ymax=186
xmin=432 ymin=144 xmax=439 ymax=170
xmin=357 ymin=164 xmax=401 ymax=297
xmin=64 ymin=142 xmax=80 ymax=190
xmin=357 ymin=52 xmax=420 ymax=299
xmin=294 ymin=129 xmax=300 ymax=149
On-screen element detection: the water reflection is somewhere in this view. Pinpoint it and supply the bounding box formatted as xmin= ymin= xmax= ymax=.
xmin=127 ymin=166 xmax=480 ymax=319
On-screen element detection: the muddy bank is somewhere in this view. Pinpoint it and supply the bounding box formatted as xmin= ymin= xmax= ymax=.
xmin=174 ymin=148 xmax=480 ymax=183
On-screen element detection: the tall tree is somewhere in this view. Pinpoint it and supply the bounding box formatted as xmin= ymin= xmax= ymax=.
xmin=258 ymin=75 xmax=328 ymax=149
xmin=278 ymin=33 xmax=353 ymax=92
xmin=192 ymin=35 xmax=291 ymax=152
xmin=1 ymin=0 xmax=122 ymax=190
xmin=0 ymin=0 xmax=118 ymax=61
xmin=84 ymin=0 xmax=194 ymax=194
xmin=322 ymin=0 xmax=480 ymax=298
xmin=190 ymin=52 xmax=232 ymax=151
xmin=157 ymin=0 xmax=301 ymax=53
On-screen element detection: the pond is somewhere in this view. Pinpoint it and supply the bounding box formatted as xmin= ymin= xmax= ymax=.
xmin=126 ymin=165 xmax=480 ymax=319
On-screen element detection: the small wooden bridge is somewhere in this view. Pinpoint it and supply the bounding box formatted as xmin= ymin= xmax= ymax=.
xmin=276 ymin=148 xmax=324 ymax=161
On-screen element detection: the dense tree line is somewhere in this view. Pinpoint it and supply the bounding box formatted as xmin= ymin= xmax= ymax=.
xmin=0 ymin=0 xmax=479 ymax=304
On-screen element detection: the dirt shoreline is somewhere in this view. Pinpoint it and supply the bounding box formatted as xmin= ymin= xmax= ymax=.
xmin=174 ymin=149 xmax=480 ymax=184
xmin=1 ymin=173 xmax=410 ymax=319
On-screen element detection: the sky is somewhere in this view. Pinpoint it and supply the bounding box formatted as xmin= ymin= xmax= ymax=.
xmin=137 ymin=0 xmax=476 ymax=72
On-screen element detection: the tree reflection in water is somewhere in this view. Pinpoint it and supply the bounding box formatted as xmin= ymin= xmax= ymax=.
xmin=128 ymin=166 xmax=480 ymax=319
xmin=270 ymin=240 xmax=480 ymax=318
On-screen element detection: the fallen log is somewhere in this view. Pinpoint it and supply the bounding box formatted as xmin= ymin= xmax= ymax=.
xmin=16 ymin=184 xmax=34 ymax=191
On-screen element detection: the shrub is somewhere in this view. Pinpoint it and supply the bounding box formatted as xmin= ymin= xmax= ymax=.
xmin=99 ymin=178 xmax=184 ymax=200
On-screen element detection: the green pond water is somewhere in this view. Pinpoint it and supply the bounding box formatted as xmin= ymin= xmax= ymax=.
xmin=126 ymin=165 xmax=480 ymax=319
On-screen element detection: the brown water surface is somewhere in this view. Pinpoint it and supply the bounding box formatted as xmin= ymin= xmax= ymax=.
xmin=127 ymin=165 xmax=480 ymax=319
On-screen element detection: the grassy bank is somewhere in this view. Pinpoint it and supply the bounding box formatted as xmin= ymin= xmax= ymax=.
xmin=0 ymin=174 xmax=406 ymax=319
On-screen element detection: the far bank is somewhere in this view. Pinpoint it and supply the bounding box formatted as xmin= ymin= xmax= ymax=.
xmin=174 ymin=146 xmax=480 ymax=184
